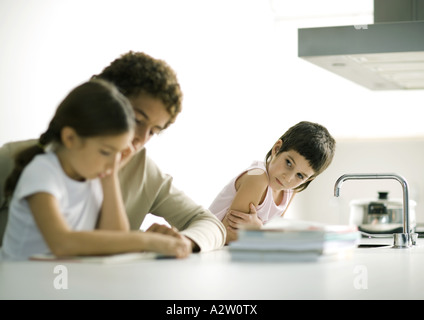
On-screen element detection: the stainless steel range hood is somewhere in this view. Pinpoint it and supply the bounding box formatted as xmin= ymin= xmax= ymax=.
xmin=298 ymin=0 xmax=424 ymax=90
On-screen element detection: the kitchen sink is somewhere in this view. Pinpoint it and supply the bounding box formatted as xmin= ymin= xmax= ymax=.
xmin=357 ymin=234 xmax=393 ymax=248
xmin=357 ymin=244 xmax=391 ymax=248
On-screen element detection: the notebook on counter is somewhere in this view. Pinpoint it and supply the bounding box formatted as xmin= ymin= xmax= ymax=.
xmin=30 ymin=252 xmax=163 ymax=264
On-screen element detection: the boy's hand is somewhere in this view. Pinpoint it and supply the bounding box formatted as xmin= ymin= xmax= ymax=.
xmin=146 ymin=223 xmax=181 ymax=238
xmin=144 ymin=231 xmax=192 ymax=258
xmin=146 ymin=223 xmax=199 ymax=252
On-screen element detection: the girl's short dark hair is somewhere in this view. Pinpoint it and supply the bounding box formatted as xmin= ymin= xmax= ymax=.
xmin=94 ymin=51 xmax=183 ymax=129
xmin=4 ymin=79 xmax=135 ymax=198
xmin=265 ymin=121 xmax=336 ymax=192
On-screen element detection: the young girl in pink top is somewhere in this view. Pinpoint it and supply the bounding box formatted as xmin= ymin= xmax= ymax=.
xmin=209 ymin=121 xmax=336 ymax=244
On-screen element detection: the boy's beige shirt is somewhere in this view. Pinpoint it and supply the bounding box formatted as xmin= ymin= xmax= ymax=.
xmin=0 ymin=140 xmax=226 ymax=251
xmin=119 ymin=147 xmax=226 ymax=251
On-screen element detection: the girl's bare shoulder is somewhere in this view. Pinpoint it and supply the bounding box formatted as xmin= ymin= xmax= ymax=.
xmin=235 ymin=168 xmax=268 ymax=190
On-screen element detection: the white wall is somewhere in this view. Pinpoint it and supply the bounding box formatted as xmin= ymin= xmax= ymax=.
xmin=1 ymin=0 xmax=423 ymax=226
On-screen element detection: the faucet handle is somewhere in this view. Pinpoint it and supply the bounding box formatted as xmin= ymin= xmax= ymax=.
xmin=410 ymin=233 xmax=418 ymax=246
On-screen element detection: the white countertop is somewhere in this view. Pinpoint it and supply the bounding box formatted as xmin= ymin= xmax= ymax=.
xmin=1 ymin=237 xmax=424 ymax=300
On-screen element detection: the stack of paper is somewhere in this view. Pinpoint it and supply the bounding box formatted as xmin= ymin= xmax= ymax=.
xmin=30 ymin=252 xmax=161 ymax=264
xmin=229 ymin=219 xmax=361 ymax=262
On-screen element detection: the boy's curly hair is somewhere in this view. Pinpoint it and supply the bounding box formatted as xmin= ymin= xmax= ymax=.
xmin=93 ymin=51 xmax=183 ymax=128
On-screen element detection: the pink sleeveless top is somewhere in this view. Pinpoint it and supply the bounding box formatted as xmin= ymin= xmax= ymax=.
xmin=208 ymin=161 xmax=294 ymax=224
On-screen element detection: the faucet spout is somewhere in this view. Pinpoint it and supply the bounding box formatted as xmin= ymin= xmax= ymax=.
xmin=334 ymin=173 xmax=412 ymax=247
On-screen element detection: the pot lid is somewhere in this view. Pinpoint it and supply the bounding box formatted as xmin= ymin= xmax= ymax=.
xmin=350 ymin=197 xmax=417 ymax=207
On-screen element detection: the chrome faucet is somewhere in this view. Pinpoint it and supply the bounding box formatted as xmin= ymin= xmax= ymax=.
xmin=334 ymin=173 xmax=416 ymax=248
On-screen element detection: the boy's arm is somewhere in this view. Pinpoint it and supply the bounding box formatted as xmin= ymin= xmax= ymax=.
xmin=150 ymin=182 xmax=226 ymax=252
xmin=119 ymin=150 xmax=226 ymax=253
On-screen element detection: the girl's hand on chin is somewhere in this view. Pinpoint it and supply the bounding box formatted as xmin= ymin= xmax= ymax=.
xmin=119 ymin=142 xmax=136 ymax=169
xmin=98 ymin=169 xmax=112 ymax=179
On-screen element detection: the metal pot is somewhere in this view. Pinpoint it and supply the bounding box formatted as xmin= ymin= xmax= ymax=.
xmin=349 ymin=191 xmax=416 ymax=233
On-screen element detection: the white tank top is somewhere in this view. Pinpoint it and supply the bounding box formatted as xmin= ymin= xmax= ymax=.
xmin=208 ymin=160 xmax=294 ymax=224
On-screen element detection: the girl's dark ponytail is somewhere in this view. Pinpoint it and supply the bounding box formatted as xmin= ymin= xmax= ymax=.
xmin=3 ymin=128 xmax=57 ymax=199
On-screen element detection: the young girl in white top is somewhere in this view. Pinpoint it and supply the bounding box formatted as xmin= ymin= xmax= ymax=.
xmin=209 ymin=121 xmax=336 ymax=244
xmin=1 ymin=79 xmax=191 ymax=260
